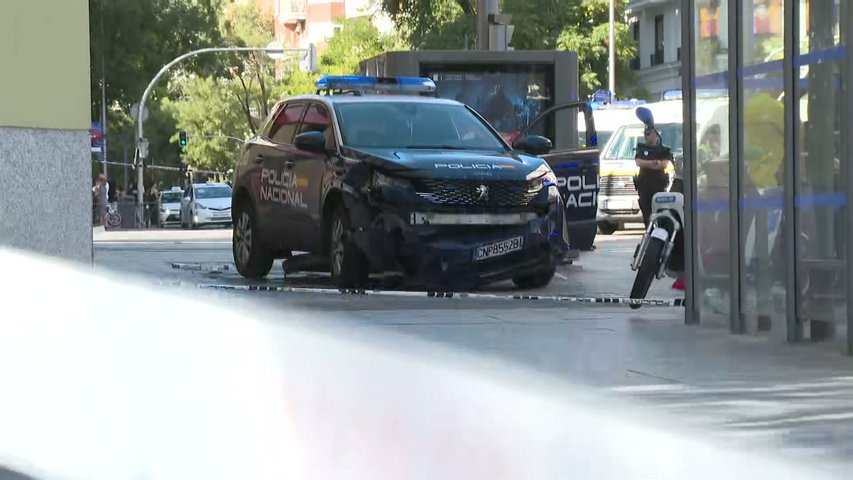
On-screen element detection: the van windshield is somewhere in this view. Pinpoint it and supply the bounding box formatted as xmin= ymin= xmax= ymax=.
xmin=602 ymin=124 xmax=683 ymax=160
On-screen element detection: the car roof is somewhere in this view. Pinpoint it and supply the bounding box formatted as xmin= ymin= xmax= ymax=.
xmin=285 ymin=94 xmax=464 ymax=106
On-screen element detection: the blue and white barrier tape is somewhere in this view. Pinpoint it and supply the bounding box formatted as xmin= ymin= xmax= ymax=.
xmin=158 ymin=281 xmax=684 ymax=307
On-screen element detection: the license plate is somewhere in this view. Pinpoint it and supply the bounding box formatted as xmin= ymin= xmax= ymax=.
xmin=474 ymin=236 xmax=524 ymax=261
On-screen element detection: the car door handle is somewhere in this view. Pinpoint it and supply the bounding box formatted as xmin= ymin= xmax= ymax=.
xmin=254 ymin=154 xmax=264 ymax=164
xmin=285 ymin=160 xmax=295 ymax=169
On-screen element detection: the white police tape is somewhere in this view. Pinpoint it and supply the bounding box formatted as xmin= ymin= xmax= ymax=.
xmin=157 ymin=281 xmax=684 ymax=307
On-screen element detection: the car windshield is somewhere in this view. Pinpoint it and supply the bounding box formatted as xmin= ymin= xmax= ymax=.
xmin=334 ymin=102 xmax=506 ymax=150
xmin=161 ymin=192 xmax=182 ymax=203
xmin=602 ymin=124 xmax=683 ymax=160
xmin=195 ymin=186 xmax=231 ymax=199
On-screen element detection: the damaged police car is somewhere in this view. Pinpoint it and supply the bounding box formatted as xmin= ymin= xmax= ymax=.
xmin=231 ymin=76 xmax=570 ymax=289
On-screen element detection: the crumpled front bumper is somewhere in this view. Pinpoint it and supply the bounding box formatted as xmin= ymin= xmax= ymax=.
xmin=347 ymin=194 xmax=570 ymax=289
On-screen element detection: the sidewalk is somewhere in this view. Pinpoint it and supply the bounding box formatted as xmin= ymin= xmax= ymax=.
xmin=308 ymin=303 xmax=853 ymax=470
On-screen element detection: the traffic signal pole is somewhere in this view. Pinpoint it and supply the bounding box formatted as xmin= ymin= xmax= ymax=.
xmin=134 ymin=46 xmax=308 ymax=226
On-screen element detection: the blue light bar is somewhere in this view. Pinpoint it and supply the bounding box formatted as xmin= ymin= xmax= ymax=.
xmin=314 ymin=75 xmax=436 ymax=94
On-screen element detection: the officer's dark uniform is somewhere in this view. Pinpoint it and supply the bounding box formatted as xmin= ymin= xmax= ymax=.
xmin=633 ymin=141 xmax=672 ymax=227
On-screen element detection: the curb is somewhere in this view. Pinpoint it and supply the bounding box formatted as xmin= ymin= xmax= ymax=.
xmin=158 ymin=281 xmax=685 ymax=307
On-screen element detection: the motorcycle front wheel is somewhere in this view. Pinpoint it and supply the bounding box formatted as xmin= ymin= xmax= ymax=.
xmin=629 ymin=236 xmax=666 ymax=309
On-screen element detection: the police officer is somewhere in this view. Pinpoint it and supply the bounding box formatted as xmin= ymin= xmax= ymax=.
xmin=634 ymin=126 xmax=672 ymax=227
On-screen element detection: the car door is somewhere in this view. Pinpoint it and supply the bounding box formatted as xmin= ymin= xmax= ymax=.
xmin=290 ymin=102 xmax=336 ymax=250
xmin=513 ymin=101 xmax=601 ymax=250
xmin=258 ymin=101 xmax=307 ymax=249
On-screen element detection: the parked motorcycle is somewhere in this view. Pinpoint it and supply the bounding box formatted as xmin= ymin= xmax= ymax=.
xmin=629 ymin=107 xmax=684 ymax=308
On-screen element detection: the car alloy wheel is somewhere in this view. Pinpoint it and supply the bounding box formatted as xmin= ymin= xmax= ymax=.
xmin=234 ymin=210 xmax=252 ymax=268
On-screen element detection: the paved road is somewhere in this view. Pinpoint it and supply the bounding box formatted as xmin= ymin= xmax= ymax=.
xmin=94 ymin=226 xmax=681 ymax=300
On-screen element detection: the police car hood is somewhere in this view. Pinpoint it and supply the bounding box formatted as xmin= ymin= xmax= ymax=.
xmin=343 ymin=147 xmax=542 ymax=180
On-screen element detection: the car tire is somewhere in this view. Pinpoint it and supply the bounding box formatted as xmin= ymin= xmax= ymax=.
xmin=598 ymin=221 xmax=618 ymax=235
xmin=569 ymin=223 xmax=597 ymax=251
xmin=232 ymin=202 xmax=273 ymax=279
xmin=328 ymin=204 xmax=369 ymax=288
xmin=512 ymin=263 xmax=557 ymax=290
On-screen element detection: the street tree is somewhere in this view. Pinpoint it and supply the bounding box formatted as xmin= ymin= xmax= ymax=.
xmin=557 ymin=0 xmax=637 ymax=96
xmin=88 ymin=0 xmax=223 ymax=115
xmin=163 ymin=76 xmax=248 ymax=173
xmin=218 ymin=2 xmax=279 ymax=134
xmin=380 ymin=0 xmax=476 ymax=49
xmin=320 ymin=17 xmax=407 ymax=75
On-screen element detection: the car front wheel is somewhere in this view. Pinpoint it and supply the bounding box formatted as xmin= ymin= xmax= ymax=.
xmin=232 ymin=202 xmax=273 ymax=279
xmin=512 ymin=263 xmax=557 ymax=290
xmin=328 ymin=204 xmax=369 ymax=288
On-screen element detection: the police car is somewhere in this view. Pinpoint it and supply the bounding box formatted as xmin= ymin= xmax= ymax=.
xmin=231 ymin=75 xmax=570 ymax=289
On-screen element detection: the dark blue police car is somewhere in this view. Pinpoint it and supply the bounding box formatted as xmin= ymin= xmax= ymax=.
xmin=231 ymin=76 xmax=572 ymax=290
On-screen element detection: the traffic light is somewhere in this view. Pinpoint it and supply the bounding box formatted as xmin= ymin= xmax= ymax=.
xmin=179 ymin=131 xmax=188 ymax=148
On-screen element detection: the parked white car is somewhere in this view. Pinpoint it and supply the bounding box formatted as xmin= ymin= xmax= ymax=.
xmin=159 ymin=187 xmax=183 ymax=227
xmin=181 ymin=182 xmax=232 ymax=229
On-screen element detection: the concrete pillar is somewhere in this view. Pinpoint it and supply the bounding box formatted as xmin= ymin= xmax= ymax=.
xmin=0 ymin=0 xmax=92 ymax=262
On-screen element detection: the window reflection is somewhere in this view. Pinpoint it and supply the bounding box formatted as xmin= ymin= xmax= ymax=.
xmin=694 ymin=0 xmax=731 ymax=323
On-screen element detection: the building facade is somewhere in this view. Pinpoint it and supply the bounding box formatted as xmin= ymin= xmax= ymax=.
xmin=0 ymin=0 xmax=92 ymax=262
xmin=627 ymin=0 xmax=682 ymax=99
xmin=268 ymin=0 xmax=392 ymax=52
xmin=681 ymin=0 xmax=850 ymax=353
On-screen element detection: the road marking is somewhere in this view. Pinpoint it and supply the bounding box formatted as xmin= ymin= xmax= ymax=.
xmin=157 ymin=281 xmax=685 ymax=307
xmin=555 ymin=272 xmax=569 ymax=280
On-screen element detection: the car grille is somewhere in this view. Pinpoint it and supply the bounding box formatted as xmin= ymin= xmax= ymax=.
xmin=599 ymin=175 xmax=637 ymax=196
xmin=209 ymin=207 xmax=231 ymax=211
xmin=414 ymin=179 xmax=539 ymax=207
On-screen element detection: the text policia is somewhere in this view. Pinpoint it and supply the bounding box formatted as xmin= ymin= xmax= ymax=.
xmin=557 ymin=174 xmax=598 ymax=208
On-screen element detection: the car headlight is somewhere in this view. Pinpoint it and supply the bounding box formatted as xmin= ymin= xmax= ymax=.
xmin=196 ymin=202 xmax=207 ymax=210
xmin=526 ymin=164 xmax=557 ymax=189
xmin=373 ymin=170 xmax=412 ymax=189
xmin=163 ymin=208 xmax=171 ymax=216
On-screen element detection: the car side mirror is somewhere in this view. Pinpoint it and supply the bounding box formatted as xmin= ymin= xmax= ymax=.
xmin=513 ymin=135 xmax=553 ymax=156
xmin=294 ymin=131 xmax=327 ymax=153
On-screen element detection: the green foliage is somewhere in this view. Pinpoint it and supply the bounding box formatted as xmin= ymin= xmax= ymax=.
xmin=380 ymin=0 xmax=639 ymax=96
xmin=557 ymin=0 xmax=637 ymax=97
xmin=163 ymin=76 xmax=248 ymax=172
xmin=321 ymin=17 xmax=407 ymax=74
xmin=89 ymin=0 xmax=223 ymax=114
xmin=502 ymin=0 xmax=575 ymax=50
xmin=382 ymin=0 xmax=475 ymax=49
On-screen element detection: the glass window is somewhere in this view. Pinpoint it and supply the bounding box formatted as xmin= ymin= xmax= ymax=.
xmin=795 ymin=0 xmax=845 ymax=345
xmin=603 ymin=124 xmax=682 ymax=160
xmin=269 ymin=103 xmax=305 ymax=145
xmin=195 ymin=186 xmax=232 ymax=199
xmin=298 ymin=103 xmax=335 ymax=150
xmin=334 ymin=102 xmax=507 ymax=150
xmin=161 ymin=192 xmax=182 ymax=203
xmin=739 ymin=0 xmax=786 ymax=338
xmin=654 ymin=15 xmax=664 ymax=65
xmin=693 ymin=0 xmax=731 ymax=326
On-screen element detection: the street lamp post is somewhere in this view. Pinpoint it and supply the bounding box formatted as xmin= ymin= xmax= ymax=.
xmin=609 ymin=0 xmax=616 ymax=99
xmin=134 ymin=46 xmax=308 ymax=226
